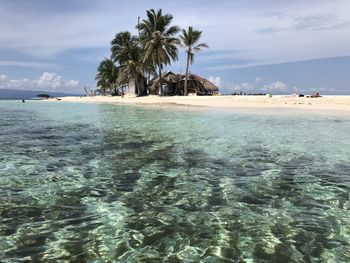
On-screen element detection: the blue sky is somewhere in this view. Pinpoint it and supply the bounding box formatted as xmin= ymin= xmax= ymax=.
xmin=0 ymin=0 xmax=350 ymax=94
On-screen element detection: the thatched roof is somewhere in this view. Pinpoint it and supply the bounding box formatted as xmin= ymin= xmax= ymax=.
xmin=184 ymin=74 xmax=218 ymax=92
xmin=148 ymin=72 xmax=219 ymax=95
xmin=149 ymin=71 xmax=179 ymax=93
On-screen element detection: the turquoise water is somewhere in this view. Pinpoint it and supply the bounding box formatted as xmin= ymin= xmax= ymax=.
xmin=0 ymin=100 xmax=350 ymax=262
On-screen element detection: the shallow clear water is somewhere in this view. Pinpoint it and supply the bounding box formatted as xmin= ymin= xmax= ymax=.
xmin=0 ymin=100 xmax=350 ymax=262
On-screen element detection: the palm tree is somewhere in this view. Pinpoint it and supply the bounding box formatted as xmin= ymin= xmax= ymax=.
xmin=180 ymin=26 xmax=208 ymax=96
xmin=95 ymin=58 xmax=119 ymax=95
xmin=138 ymin=9 xmax=180 ymax=95
xmin=96 ymin=77 xmax=108 ymax=95
xmin=111 ymin=31 xmax=146 ymax=96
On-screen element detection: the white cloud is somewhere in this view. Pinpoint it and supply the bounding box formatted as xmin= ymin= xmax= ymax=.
xmin=208 ymin=76 xmax=221 ymax=87
xmin=261 ymin=81 xmax=288 ymax=92
xmin=181 ymin=1 xmax=350 ymax=69
xmin=0 ymin=72 xmax=80 ymax=92
xmin=218 ymin=77 xmax=300 ymax=94
xmin=36 ymin=72 xmax=63 ymax=89
xmin=1 ymin=0 xmax=350 ymax=67
xmin=221 ymin=81 xmax=255 ymax=92
xmin=309 ymin=86 xmax=335 ymax=93
xmin=0 ymin=2 xmax=134 ymax=58
xmin=239 ymin=82 xmax=254 ymax=91
xmin=292 ymin=86 xmax=299 ymax=92
xmin=0 ymin=75 xmax=8 ymax=82
xmin=67 ymin=79 xmax=79 ymax=88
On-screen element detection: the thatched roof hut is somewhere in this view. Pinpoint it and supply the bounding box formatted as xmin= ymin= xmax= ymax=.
xmin=148 ymin=72 xmax=218 ymax=96
xmin=149 ymin=71 xmax=180 ymax=95
xmin=180 ymin=74 xmax=218 ymax=95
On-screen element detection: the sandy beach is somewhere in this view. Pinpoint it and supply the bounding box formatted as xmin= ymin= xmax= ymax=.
xmin=54 ymin=95 xmax=350 ymax=115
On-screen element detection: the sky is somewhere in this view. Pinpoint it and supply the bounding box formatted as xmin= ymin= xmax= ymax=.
xmin=0 ymin=0 xmax=350 ymax=94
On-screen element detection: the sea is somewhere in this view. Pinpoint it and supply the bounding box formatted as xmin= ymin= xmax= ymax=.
xmin=0 ymin=100 xmax=349 ymax=262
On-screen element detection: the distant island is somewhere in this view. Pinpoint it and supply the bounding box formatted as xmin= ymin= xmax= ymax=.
xmin=36 ymin=94 xmax=52 ymax=99
xmin=54 ymin=8 xmax=350 ymax=114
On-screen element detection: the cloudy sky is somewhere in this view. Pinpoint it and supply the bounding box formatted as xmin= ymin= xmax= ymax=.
xmin=1 ymin=0 xmax=350 ymax=94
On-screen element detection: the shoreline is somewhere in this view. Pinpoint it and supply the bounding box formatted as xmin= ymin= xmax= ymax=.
xmin=50 ymin=95 xmax=350 ymax=116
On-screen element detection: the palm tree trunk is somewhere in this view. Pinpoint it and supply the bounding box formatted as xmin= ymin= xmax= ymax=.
xmin=184 ymin=51 xmax=190 ymax=96
xmin=134 ymin=78 xmax=139 ymax=96
xmin=136 ymin=74 xmax=145 ymax=96
xmin=158 ymin=56 xmax=162 ymax=96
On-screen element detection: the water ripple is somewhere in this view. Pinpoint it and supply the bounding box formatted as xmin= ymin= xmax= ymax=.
xmin=0 ymin=101 xmax=349 ymax=262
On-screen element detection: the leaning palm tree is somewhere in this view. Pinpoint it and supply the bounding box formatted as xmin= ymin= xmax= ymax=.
xmin=95 ymin=58 xmax=119 ymax=95
xmin=111 ymin=31 xmax=146 ymax=96
xmin=180 ymin=26 xmax=209 ymax=96
xmin=138 ymin=9 xmax=180 ymax=95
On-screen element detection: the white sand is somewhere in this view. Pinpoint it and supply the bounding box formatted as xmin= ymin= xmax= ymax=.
xmin=52 ymin=95 xmax=350 ymax=115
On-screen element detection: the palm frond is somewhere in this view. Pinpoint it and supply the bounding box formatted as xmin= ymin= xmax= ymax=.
xmin=193 ymin=43 xmax=209 ymax=52
xmin=138 ymin=8 xmax=180 ymax=90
